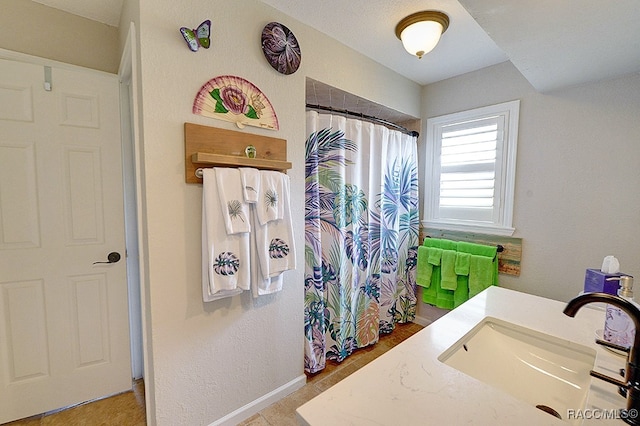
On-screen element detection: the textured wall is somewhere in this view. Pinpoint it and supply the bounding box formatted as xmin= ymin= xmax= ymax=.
xmin=419 ymin=61 xmax=640 ymax=310
xmin=132 ymin=1 xmax=421 ymax=424
xmin=0 ymin=0 xmax=119 ymax=73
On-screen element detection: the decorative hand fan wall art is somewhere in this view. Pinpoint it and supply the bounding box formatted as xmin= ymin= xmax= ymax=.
xmin=193 ymin=75 xmax=279 ymax=130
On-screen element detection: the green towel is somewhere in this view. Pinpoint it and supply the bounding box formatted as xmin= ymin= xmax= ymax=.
xmin=416 ymin=246 xmax=432 ymax=288
xmin=457 ymin=241 xmax=498 ymax=284
xmin=440 ymin=250 xmax=457 ymax=290
xmin=435 ymin=284 xmax=455 ymax=309
xmin=423 ymin=237 xmax=454 ymax=249
xmin=453 ymin=275 xmax=469 ymax=308
xmin=422 ymin=266 xmax=439 ymax=305
xmin=420 ymin=239 xmax=499 ymax=308
xmin=455 ymin=252 xmax=470 ymax=276
xmin=457 ymin=241 xmax=498 ymax=259
xmin=427 ymin=247 xmax=442 ymax=265
xmin=436 ymin=243 xmax=466 ymax=309
xmin=440 ymin=239 xmax=457 ymax=251
xmin=457 ymin=241 xmax=499 ymax=300
xmin=421 ymin=238 xmax=458 ymax=309
xmin=423 ymin=237 xmax=441 ymax=247
xmin=469 ymin=255 xmax=495 ymax=298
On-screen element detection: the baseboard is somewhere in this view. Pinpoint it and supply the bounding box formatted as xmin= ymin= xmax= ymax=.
xmin=412 ymin=316 xmax=431 ymax=327
xmin=209 ymin=374 xmax=307 ymax=426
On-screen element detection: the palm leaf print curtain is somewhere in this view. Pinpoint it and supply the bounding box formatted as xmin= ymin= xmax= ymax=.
xmin=304 ymin=111 xmax=419 ymax=374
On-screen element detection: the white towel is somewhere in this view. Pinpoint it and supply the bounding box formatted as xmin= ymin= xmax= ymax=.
xmin=239 ymin=168 xmax=260 ymax=203
xmin=250 ymin=222 xmax=284 ymax=297
xmin=256 ymin=170 xmax=284 ymax=225
xmin=202 ymin=169 xmax=250 ymax=302
xmin=215 ymin=168 xmax=250 ymax=234
xmin=254 ymin=173 xmax=296 ymax=280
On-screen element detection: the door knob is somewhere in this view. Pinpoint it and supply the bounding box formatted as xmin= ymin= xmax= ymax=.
xmin=93 ymin=251 xmax=121 ymax=264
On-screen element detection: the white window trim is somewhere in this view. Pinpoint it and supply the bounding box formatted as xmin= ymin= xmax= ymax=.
xmin=422 ymin=100 xmax=520 ymax=237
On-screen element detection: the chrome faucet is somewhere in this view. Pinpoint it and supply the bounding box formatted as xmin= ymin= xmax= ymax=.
xmin=564 ymin=292 xmax=640 ymax=425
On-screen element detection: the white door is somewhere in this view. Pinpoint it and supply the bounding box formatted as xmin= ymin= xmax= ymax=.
xmin=0 ymin=58 xmax=132 ymax=423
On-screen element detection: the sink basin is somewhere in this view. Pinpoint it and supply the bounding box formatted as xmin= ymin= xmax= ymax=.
xmin=438 ymin=317 xmax=597 ymax=424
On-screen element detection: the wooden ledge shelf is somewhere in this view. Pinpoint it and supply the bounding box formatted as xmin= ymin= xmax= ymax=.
xmin=185 ymin=122 xmax=290 ymax=183
xmin=191 ymin=152 xmax=292 ymax=171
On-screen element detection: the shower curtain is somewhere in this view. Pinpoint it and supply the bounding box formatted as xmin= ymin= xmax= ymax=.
xmin=304 ymin=111 xmax=419 ymax=374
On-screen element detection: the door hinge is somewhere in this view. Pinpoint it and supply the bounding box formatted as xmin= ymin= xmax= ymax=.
xmin=44 ymin=66 xmax=52 ymax=91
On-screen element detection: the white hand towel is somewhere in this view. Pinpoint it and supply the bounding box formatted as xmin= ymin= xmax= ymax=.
xmin=254 ymin=173 xmax=296 ymax=280
xmin=256 ymin=170 xmax=284 ymax=225
xmin=250 ymin=222 xmax=284 ymax=297
xmin=202 ymin=169 xmax=250 ymax=302
xmin=215 ymin=168 xmax=250 ymax=234
xmin=239 ymin=167 xmax=260 ymax=203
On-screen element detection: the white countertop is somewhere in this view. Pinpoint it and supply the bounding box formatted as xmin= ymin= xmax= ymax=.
xmin=296 ymin=286 xmax=631 ymax=425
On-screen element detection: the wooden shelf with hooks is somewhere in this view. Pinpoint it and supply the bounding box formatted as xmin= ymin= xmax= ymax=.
xmin=185 ymin=122 xmax=290 ymax=183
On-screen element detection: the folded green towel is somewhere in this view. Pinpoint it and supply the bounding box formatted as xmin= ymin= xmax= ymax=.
xmin=422 ymin=266 xmax=439 ymax=305
xmin=440 ymin=250 xmax=457 ymax=290
xmin=469 ymin=254 xmax=495 ymax=298
xmin=455 ymin=252 xmax=470 ymax=276
xmin=416 ymin=246 xmax=433 ymax=288
xmin=427 ymin=247 xmax=442 ymax=266
xmin=453 ymin=275 xmax=469 ymax=308
xmin=437 ymin=246 xmax=456 ymax=307
xmin=436 ymin=284 xmax=454 ymax=309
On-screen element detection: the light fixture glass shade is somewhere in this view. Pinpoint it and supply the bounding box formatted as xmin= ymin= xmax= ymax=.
xmin=400 ymin=21 xmax=443 ymax=58
xmin=395 ymin=11 xmax=449 ymax=59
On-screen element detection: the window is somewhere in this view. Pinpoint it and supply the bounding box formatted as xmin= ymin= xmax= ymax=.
xmin=423 ymin=100 xmax=519 ymax=236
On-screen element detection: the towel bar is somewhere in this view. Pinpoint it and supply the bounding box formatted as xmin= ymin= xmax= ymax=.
xmin=194 ymin=166 xmax=288 ymax=179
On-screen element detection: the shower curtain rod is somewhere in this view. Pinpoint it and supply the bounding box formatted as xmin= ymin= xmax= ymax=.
xmin=306 ymin=104 xmax=419 ymax=138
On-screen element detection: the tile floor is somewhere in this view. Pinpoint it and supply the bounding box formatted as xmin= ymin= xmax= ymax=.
xmin=4 ymin=320 xmax=439 ymax=426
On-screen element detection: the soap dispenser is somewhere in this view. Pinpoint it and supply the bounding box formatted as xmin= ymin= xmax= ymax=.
xmin=604 ymin=275 xmax=637 ymax=347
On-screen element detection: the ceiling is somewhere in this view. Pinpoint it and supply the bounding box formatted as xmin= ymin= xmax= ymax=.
xmin=32 ymin=0 xmax=640 ymax=93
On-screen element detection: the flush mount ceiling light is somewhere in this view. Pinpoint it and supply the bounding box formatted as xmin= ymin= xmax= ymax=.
xmin=395 ymin=11 xmax=449 ymax=59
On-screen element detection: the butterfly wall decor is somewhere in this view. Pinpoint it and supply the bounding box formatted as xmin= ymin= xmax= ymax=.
xmin=180 ymin=20 xmax=211 ymax=52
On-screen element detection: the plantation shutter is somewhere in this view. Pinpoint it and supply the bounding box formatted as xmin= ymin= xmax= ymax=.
xmin=436 ymin=115 xmax=505 ymax=223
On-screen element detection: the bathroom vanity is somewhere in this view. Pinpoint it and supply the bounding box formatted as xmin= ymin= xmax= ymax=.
xmin=296 ymin=286 xmax=630 ymax=425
